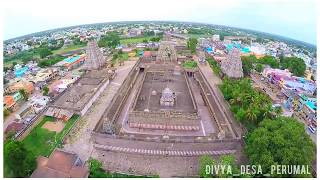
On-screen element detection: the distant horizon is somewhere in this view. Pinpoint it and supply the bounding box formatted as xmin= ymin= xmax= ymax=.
xmin=3 ymin=20 xmax=317 ymax=47
xmin=3 ymin=0 xmax=316 ymax=45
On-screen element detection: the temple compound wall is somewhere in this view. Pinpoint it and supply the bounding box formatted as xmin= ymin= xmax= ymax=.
xmin=127 ymin=62 xmax=200 ymax=130
xmin=128 ymin=111 xmax=199 ymax=127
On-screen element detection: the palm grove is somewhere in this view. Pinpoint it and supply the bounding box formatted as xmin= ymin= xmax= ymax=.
xmin=199 ymin=54 xmax=315 ymax=177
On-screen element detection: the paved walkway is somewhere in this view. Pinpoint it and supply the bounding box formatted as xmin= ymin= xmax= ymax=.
xmin=94 ymin=144 xmax=236 ymax=156
xmin=197 ymin=62 xmax=222 ymax=85
xmin=187 ymin=77 xmax=216 ymax=135
xmin=197 ymin=63 xmax=243 ymax=138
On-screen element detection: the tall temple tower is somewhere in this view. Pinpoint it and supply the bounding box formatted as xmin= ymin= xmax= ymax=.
xmin=83 ymin=41 xmax=105 ymax=70
xmin=156 ymin=41 xmax=177 ymax=62
xmin=221 ymin=48 xmax=243 ymax=78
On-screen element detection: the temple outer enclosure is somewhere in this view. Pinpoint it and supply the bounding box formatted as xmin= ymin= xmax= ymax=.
xmin=75 ymin=36 xmax=245 ymax=177
xmin=94 ymin=39 xmax=243 ymax=142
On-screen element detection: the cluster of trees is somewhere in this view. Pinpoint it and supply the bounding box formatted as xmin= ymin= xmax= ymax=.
xmin=98 ymin=32 xmax=120 ymax=48
xmin=201 ymin=51 xmax=314 ymax=177
xmin=4 ymin=141 xmax=36 ymax=177
xmin=241 ymin=55 xmax=280 ymax=76
xmin=241 ymin=55 xmax=306 ymax=77
xmin=280 ymin=56 xmax=306 ymax=76
xmin=245 ymin=117 xmax=315 ymax=177
xmin=143 ymin=30 xmax=155 ymax=36
xmin=150 ymin=36 xmax=161 ymax=42
xmin=141 ymin=37 xmax=162 ymax=43
xmin=38 ymin=47 xmax=53 ymax=59
xmin=187 ymin=28 xmax=214 ymax=35
xmin=187 ymin=38 xmax=198 ymax=54
xmin=219 ymin=78 xmax=275 ymax=130
xmin=218 ymin=77 xmax=315 ymax=177
xmin=18 ymin=89 xmax=29 ymax=101
xmin=38 ymin=55 xmax=64 ymax=68
xmin=42 ymin=86 xmax=49 ymax=96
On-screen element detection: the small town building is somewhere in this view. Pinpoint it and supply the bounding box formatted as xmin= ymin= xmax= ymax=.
xmin=4 ymin=80 xmax=34 ymax=94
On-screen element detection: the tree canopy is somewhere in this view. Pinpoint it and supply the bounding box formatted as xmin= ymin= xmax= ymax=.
xmin=280 ymin=56 xmax=306 ymax=77
xmin=98 ymin=32 xmax=120 ymax=48
xmin=219 ymin=78 xmax=274 ymax=130
xmin=241 ymin=55 xmax=255 ymax=76
xmin=4 ymin=141 xmax=36 ymax=177
xmin=259 ymin=55 xmax=279 ymax=68
xmin=245 ymin=117 xmax=315 ymax=177
xmin=38 ymin=47 xmax=53 ymax=58
xmin=43 ymin=86 xmax=49 ymax=96
xmin=241 ymin=55 xmax=279 ymax=76
xmin=19 ymin=89 xmax=29 ymax=100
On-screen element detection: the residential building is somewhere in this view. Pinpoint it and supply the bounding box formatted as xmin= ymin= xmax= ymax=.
xmin=4 ymin=80 xmax=34 ymax=95
xmin=31 ymin=149 xmax=89 ymax=178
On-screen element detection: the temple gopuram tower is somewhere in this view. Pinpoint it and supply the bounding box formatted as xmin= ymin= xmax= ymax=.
xmin=221 ymin=48 xmax=243 ymax=78
xmin=83 ymin=41 xmax=105 ymax=70
xmin=156 ymin=41 xmax=177 ymax=62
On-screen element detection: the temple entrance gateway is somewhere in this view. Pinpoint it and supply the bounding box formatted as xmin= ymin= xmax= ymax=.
xmin=156 ymin=41 xmax=177 ymax=62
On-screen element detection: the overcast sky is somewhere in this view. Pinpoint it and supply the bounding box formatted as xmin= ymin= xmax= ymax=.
xmin=3 ymin=0 xmax=317 ymax=44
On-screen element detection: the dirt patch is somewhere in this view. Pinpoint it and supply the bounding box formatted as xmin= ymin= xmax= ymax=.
xmin=42 ymin=121 xmax=65 ymax=133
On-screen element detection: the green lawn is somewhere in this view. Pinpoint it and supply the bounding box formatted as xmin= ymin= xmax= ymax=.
xmin=22 ymin=115 xmax=79 ymax=157
xmin=52 ymin=44 xmax=86 ymax=55
xmin=120 ymin=36 xmax=153 ymax=44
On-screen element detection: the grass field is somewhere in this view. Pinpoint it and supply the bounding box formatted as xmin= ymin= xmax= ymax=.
xmin=120 ymin=36 xmax=153 ymax=44
xmin=52 ymin=44 xmax=86 ymax=55
xmin=22 ymin=115 xmax=79 ymax=157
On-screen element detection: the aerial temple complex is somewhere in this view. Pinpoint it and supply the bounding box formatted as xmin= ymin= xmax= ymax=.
xmin=94 ymin=37 xmax=242 ymax=142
